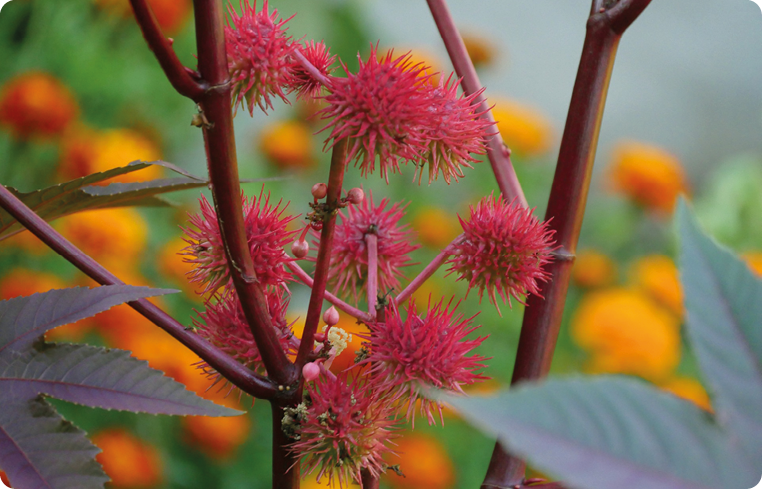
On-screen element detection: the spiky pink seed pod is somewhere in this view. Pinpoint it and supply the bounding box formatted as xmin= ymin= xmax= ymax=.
xmin=289 ymin=373 xmax=398 ymax=487
xmin=317 ymin=193 xmax=419 ymax=303
xmin=322 ymin=306 xmax=339 ymax=327
xmin=194 ymin=288 xmax=298 ymax=374
xmin=181 ymin=190 xmax=298 ymax=294
xmin=311 ymin=182 xmax=327 ymax=200
xmin=414 ymin=75 xmax=493 ymax=185
xmin=319 ymin=46 xmax=432 ymax=182
xmin=302 ymin=362 xmax=321 ymax=382
xmin=288 ymin=40 xmax=336 ymax=99
xmin=291 ymin=239 xmax=309 ymax=259
xmin=446 ymin=193 xmax=556 ymax=314
xmin=345 ymin=187 xmax=364 ymax=205
xmin=360 ymin=299 xmax=489 ymax=426
xmin=225 ymin=0 xmax=296 ymax=115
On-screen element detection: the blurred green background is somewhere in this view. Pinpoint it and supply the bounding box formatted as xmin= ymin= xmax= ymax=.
xmin=0 ymin=0 xmax=761 ymax=488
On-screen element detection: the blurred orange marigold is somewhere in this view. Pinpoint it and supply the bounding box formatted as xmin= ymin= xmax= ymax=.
xmin=607 ymin=140 xmax=689 ymax=213
xmin=92 ymin=428 xmax=163 ymax=488
xmin=462 ymin=33 xmax=497 ymax=68
xmin=571 ymin=250 xmax=617 ymax=288
xmin=660 ymin=376 xmax=712 ymax=412
xmin=571 ymin=288 xmax=681 ymax=381
xmin=59 ymin=208 xmax=148 ymax=267
xmin=0 ymin=71 xmax=78 ymax=139
xmin=412 ymin=207 xmax=460 ymax=249
xmin=93 ymin=0 xmax=192 ymax=33
xmin=259 ymin=120 xmax=315 ymax=170
xmin=629 ymin=254 xmax=683 ymax=317
xmin=742 ymin=251 xmax=762 ymax=277
xmin=183 ymin=414 xmax=251 ymax=461
xmin=385 ymin=433 xmax=455 ymax=489
xmin=491 ymin=98 xmax=554 ymax=157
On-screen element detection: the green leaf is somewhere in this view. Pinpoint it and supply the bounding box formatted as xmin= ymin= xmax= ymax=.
xmin=0 ymin=160 xmax=207 ymax=241
xmin=444 ymin=377 xmax=757 ymax=489
xmin=677 ymin=199 xmax=762 ymax=468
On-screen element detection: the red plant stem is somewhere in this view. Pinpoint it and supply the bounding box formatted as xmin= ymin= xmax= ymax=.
xmin=287 ymin=262 xmax=373 ymax=323
xmin=293 ymin=49 xmax=332 ymax=87
xmin=190 ymin=0 xmax=295 ymax=386
xmin=425 ymin=0 xmax=526 ymax=208
xmin=361 ymin=469 xmax=381 ymax=489
xmin=394 ymin=235 xmax=464 ymax=305
xmin=295 ymin=140 xmax=349 ymax=369
xmin=0 ymin=184 xmax=278 ymax=400
xmin=128 ymin=0 xmax=205 ymax=100
xmin=480 ymin=2 xmax=652 ymax=488
xmin=365 ymin=233 xmax=379 ymax=318
xmin=271 ymin=402 xmax=300 ymax=489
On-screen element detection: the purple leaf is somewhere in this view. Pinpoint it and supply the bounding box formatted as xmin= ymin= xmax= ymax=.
xmin=0 ymin=285 xmax=175 ymax=354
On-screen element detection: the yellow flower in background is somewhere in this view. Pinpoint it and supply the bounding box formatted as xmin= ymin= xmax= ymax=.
xmin=413 ymin=206 xmax=460 ymax=249
xmin=571 ymin=250 xmax=617 ymax=288
xmin=742 ymin=251 xmax=762 ymax=277
xmin=92 ymin=428 xmax=163 ymax=488
xmin=385 ymin=433 xmax=455 ymax=489
xmin=3 ymin=230 xmax=50 ymax=255
xmin=491 ymin=98 xmax=554 ymax=158
xmin=607 ymin=140 xmax=689 ymax=213
xmin=629 ymin=255 xmax=683 ymax=317
xmin=182 ymin=414 xmax=252 ymax=462
xmin=157 ymin=236 xmax=197 ymax=296
xmin=571 ymin=288 xmax=681 ymax=381
xmin=0 ymin=71 xmax=79 ymax=139
xmin=59 ymin=126 xmax=163 ymax=183
xmin=462 ymin=33 xmax=497 ymax=68
xmin=259 ymin=120 xmax=315 ymax=170
xmin=93 ymin=0 xmax=192 ymax=33
xmin=59 ymin=207 xmax=148 ymax=267
xmin=660 ymin=376 xmax=712 ymax=412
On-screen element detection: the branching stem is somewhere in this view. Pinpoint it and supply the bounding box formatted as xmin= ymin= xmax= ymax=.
xmin=394 ymin=235 xmax=464 ymax=305
xmin=366 ymin=233 xmax=379 ymax=318
xmin=287 ymin=261 xmax=373 ymax=323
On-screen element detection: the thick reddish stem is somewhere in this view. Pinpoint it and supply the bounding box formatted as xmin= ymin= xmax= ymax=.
xmin=425 ymin=0 xmax=526 ymax=207
xmin=480 ymin=2 xmax=651 ymax=488
xmin=272 ymin=402 xmax=300 ymax=489
xmin=365 ymin=233 xmax=379 ymax=318
xmin=128 ymin=0 xmax=205 ymax=100
xmin=191 ymin=0 xmax=295 ymax=386
xmin=295 ymin=140 xmax=349 ymax=369
xmin=0 ymin=184 xmax=277 ymax=399
xmin=394 ymin=234 xmax=464 ymax=305
xmin=287 ymin=262 xmax=373 ymax=323
xmin=361 ymin=469 xmax=380 ymax=489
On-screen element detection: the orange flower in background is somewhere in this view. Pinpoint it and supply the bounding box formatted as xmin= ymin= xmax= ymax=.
xmin=607 ymin=140 xmax=689 ymax=213
xmin=0 ymin=71 xmax=78 ymax=139
xmin=462 ymin=33 xmax=497 ymax=68
xmin=571 ymin=288 xmax=681 ymax=381
xmin=157 ymin=236 xmax=197 ymax=296
xmin=660 ymin=376 xmax=712 ymax=412
xmin=3 ymin=230 xmax=50 ymax=255
xmin=412 ymin=206 xmax=460 ymax=249
xmin=742 ymin=251 xmax=762 ymax=277
xmin=92 ymin=428 xmax=163 ymax=488
xmin=385 ymin=433 xmax=455 ymax=489
xmin=629 ymin=255 xmax=683 ymax=317
xmin=0 ymin=268 xmax=65 ymax=300
xmin=59 ymin=207 xmax=148 ymax=267
xmin=183 ymin=413 xmax=251 ymax=461
xmin=491 ymin=98 xmax=554 ymax=157
xmin=0 ymin=471 xmax=11 ymax=487
xmin=571 ymin=250 xmax=617 ymax=288
xmin=59 ymin=127 xmax=163 ymax=183
xmin=259 ymin=120 xmax=315 ymax=170
xmin=291 ymin=312 xmax=368 ymax=374
xmin=93 ymin=0 xmax=192 ymax=33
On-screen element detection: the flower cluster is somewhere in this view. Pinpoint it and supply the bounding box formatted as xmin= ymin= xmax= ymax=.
xmin=287 ymin=373 xmax=399 ymax=487
xmin=181 ymin=190 xmax=297 ymax=294
xmin=361 ymin=300 xmax=489 ymax=425
xmin=320 ymin=193 xmax=419 ymax=302
xmin=447 ymin=193 xmax=556 ymax=313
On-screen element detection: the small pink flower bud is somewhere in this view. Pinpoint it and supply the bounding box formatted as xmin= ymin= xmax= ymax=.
xmin=302 ymin=362 xmax=321 ymax=382
xmin=346 ymin=187 xmax=364 ymax=205
xmin=323 ymin=306 xmax=339 ymax=327
xmin=291 ymin=239 xmax=309 ymax=258
xmin=311 ymin=183 xmax=328 ymax=200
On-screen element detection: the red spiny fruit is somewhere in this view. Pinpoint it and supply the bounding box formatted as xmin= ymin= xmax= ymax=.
xmin=361 ymin=300 xmax=488 ymax=425
xmin=288 ymin=40 xmax=336 ymax=100
xmin=225 ymin=0 xmax=296 ymax=115
xmin=194 ymin=288 xmax=297 ymax=374
xmin=181 ymin=190 xmax=297 ymax=294
xmin=289 ymin=373 xmax=398 ymax=487
xmin=320 ymin=193 xmax=419 ymax=302
xmin=415 ymin=75 xmax=493 ymax=185
xmin=446 ymin=193 xmax=556 ymax=314
xmin=319 ymin=46 xmax=431 ymax=182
